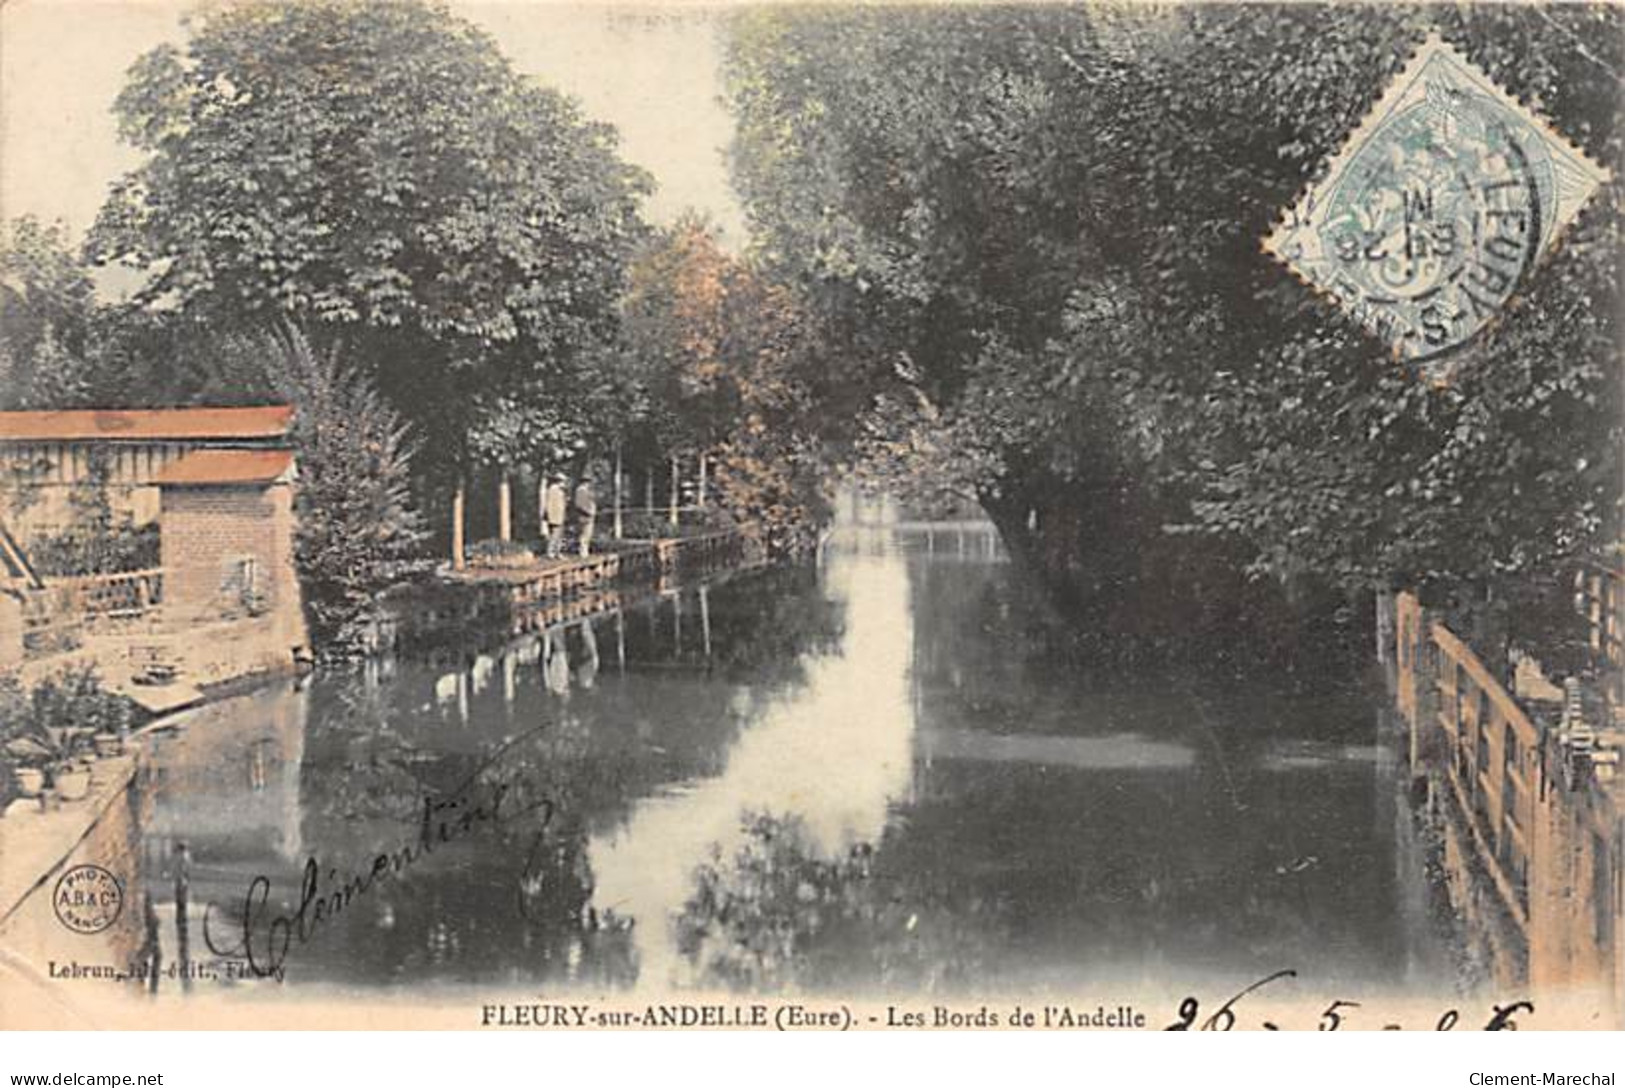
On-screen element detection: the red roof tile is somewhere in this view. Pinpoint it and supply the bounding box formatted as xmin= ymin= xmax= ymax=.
xmin=0 ymin=405 xmax=293 ymax=442
xmin=155 ymin=449 xmax=295 ymax=487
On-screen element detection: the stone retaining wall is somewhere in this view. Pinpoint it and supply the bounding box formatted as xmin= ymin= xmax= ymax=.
xmin=0 ymin=753 xmax=148 ymax=991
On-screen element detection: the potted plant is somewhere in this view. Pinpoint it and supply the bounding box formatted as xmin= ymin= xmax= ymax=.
xmin=60 ymin=725 xmax=100 ymax=799
xmin=1 ymin=668 xmax=137 ymax=804
xmin=54 ymin=758 xmax=92 ymax=801
xmin=5 ymin=723 xmax=98 ymax=797
xmin=12 ymin=764 xmax=45 ymax=798
xmin=5 ymin=730 xmax=56 ymax=796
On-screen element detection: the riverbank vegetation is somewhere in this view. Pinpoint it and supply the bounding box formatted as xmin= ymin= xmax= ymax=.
xmin=0 ymin=0 xmax=838 ymax=655
xmin=721 ymin=5 xmax=1622 ymax=679
xmin=3 ymin=3 xmax=1616 ymax=673
xmin=622 ymin=219 xmax=834 ymax=556
xmin=678 ymin=812 xmax=1002 ymax=992
xmin=264 ymin=328 xmax=425 ymax=653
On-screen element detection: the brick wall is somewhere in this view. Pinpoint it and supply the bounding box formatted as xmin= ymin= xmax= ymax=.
xmin=159 ymin=482 xmax=307 ymax=664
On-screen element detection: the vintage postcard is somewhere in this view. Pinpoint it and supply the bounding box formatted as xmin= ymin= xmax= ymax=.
xmin=0 ymin=0 xmax=1620 ymax=1035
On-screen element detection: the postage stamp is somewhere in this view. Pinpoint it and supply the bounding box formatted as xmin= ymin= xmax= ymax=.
xmin=1264 ymin=35 xmax=1610 ymax=366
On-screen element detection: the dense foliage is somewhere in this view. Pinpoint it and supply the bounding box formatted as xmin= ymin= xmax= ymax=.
xmin=0 ymin=0 xmax=841 ymax=653
xmin=258 ymin=327 xmax=425 ymax=655
xmin=622 ymin=221 xmax=832 ymax=555
xmin=678 ymin=812 xmax=1003 ymax=992
xmin=723 ymin=5 xmax=1623 ymax=664
xmin=6 ymin=3 xmax=1615 ymax=670
xmin=25 ymin=453 xmax=160 ymax=577
xmin=86 ymin=0 xmax=650 ymax=492
xmin=0 ymin=217 xmax=99 ymax=410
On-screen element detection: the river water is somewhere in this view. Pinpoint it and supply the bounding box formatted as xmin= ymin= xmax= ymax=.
xmin=140 ymin=525 xmax=1459 ymax=1002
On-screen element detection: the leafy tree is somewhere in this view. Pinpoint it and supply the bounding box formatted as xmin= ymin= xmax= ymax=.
xmin=67 ymin=306 xmax=282 ymax=410
xmin=621 ymin=217 xmax=745 ymax=460
xmin=258 ymin=326 xmax=424 ymax=656
xmin=621 ymin=220 xmax=831 ymax=554
xmin=723 ymin=5 xmax=1622 ymax=664
xmin=0 ymin=216 xmax=98 ymax=409
xmin=88 ymin=0 xmax=651 ymax=492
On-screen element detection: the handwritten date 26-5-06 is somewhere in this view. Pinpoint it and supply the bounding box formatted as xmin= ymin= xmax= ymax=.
xmin=1164 ymin=970 xmax=1534 ymax=1031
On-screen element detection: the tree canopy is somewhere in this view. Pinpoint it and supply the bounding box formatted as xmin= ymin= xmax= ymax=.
xmin=622 ymin=219 xmax=832 ymax=554
xmin=88 ymin=0 xmax=651 ymax=480
xmin=724 ymin=5 xmax=1623 ymax=638
xmin=0 ymin=216 xmax=98 ymax=410
xmin=7 ymin=2 xmax=1617 ymax=663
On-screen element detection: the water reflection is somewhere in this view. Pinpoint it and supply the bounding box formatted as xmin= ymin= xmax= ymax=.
xmin=142 ymin=563 xmax=849 ymax=991
xmin=140 ymin=528 xmax=1453 ymax=1000
xmin=589 ymin=550 xmax=916 ymax=989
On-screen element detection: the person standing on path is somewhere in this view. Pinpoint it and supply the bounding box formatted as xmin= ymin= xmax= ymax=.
xmin=574 ymin=477 xmax=598 ymax=557
xmin=542 ymin=474 xmax=568 ymax=559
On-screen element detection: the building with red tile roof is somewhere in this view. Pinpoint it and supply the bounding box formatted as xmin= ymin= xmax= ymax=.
xmin=155 ymin=449 xmax=296 ymax=487
xmin=0 ymin=406 xmax=308 ymax=684
xmin=0 ymin=405 xmax=292 ymax=443
xmin=0 ymin=405 xmax=295 ymax=545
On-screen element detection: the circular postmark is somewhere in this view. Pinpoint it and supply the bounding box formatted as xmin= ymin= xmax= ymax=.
xmin=53 ymin=864 xmax=124 ymax=935
xmin=1319 ymin=86 xmax=1557 ymax=362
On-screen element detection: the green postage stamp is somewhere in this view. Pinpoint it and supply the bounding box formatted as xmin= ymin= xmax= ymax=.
xmin=1265 ymin=35 xmax=1610 ymax=367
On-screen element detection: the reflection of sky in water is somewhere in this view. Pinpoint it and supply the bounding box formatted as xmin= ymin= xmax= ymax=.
xmin=918 ymin=730 xmax=1193 ymax=770
xmin=589 ymin=549 xmax=916 ymax=989
xmin=133 ymin=525 xmax=1468 ymax=1002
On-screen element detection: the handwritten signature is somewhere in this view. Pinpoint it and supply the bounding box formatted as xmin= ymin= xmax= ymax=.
xmin=203 ymin=723 xmax=560 ymax=979
xmin=1163 ymin=970 xmax=1535 ymax=1031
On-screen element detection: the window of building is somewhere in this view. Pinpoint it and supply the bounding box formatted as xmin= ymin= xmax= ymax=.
xmin=222 ymin=555 xmax=267 ymax=616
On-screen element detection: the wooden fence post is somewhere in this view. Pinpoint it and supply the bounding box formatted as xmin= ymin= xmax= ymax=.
xmin=616 ymin=609 xmax=626 ymax=674
xmin=699 ymin=584 xmax=711 ymax=658
xmin=175 ymin=841 xmax=192 ymax=992
xmin=142 ymin=893 xmax=160 ymax=994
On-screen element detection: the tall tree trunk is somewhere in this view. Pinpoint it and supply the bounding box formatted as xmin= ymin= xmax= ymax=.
xmin=613 ymin=444 xmax=624 ymax=539
xmin=497 ymin=471 xmax=511 ymax=543
xmin=451 ymin=480 xmax=466 ymax=570
xmin=669 ymin=455 xmax=680 ymax=528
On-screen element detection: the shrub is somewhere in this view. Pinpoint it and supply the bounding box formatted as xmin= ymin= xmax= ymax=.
xmin=467 ymin=538 xmax=537 ymax=567
xmin=260 ymin=327 xmax=426 ymax=657
xmin=29 ymin=521 xmax=159 ymax=578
